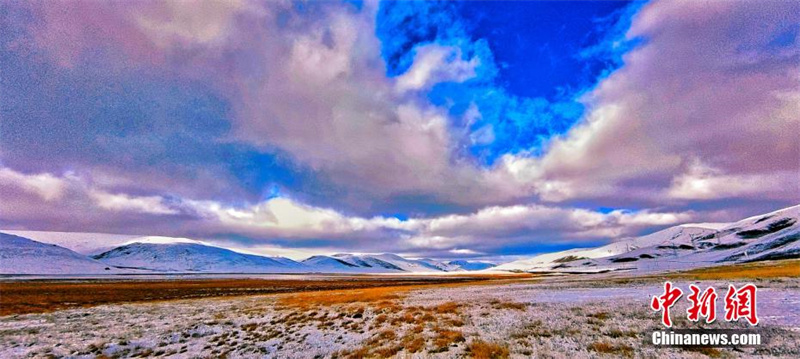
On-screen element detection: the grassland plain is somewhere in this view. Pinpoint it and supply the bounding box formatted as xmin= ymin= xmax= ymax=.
xmin=0 ymin=260 xmax=798 ymax=358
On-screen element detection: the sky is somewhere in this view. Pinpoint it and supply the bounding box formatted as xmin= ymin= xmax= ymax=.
xmin=1 ymin=0 xmax=798 ymax=261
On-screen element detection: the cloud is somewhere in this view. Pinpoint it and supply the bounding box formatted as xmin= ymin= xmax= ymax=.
xmin=134 ymin=0 xmax=244 ymax=47
xmin=0 ymin=167 xmax=66 ymax=201
xmin=395 ymin=44 xmax=480 ymax=93
xmin=0 ymin=167 xmax=693 ymax=258
xmin=2 ymin=0 xmax=798 ymax=258
xmin=503 ymin=0 xmax=800 ymax=206
xmin=667 ymin=159 xmax=798 ymax=201
xmin=88 ymin=190 xmax=179 ymax=215
xmin=3 ymin=0 xmax=540 ymax=213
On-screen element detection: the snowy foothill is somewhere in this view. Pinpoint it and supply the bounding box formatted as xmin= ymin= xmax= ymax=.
xmin=493 ymin=204 xmax=800 ymax=274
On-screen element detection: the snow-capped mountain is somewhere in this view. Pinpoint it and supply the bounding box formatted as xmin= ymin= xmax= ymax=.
xmin=301 ymin=253 xmax=442 ymax=273
xmin=300 ymin=254 xmax=494 ymax=273
xmin=0 ymin=231 xmax=493 ymax=275
xmin=0 ymin=230 xmax=139 ymax=255
xmin=92 ymin=242 xmax=307 ymax=273
xmin=302 ymin=255 xmax=363 ymax=271
xmin=0 ymin=232 xmax=123 ymax=274
xmin=444 ymin=260 xmax=496 ymax=271
xmin=494 ymin=204 xmax=800 ymax=274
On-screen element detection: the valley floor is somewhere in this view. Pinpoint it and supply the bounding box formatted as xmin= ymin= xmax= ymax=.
xmin=1 ymin=262 xmax=799 ymax=358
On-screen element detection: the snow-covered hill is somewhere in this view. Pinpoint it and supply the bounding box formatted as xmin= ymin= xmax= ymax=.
xmin=444 ymin=260 xmax=496 ymax=271
xmin=300 ymin=254 xmax=494 ymax=273
xmin=0 ymin=231 xmax=494 ymax=275
xmin=494 ymin=204 xmax=800 ymax=274
xmin=92 ymin=242 xmax=307 ymax=273
xmin=0 ymin=232 xmax=124 ymax=274
xmin=301 ymin=253 xmax=442 ymax=273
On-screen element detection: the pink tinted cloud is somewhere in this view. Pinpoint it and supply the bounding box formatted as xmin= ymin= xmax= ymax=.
xmin=516 ymin=0 xmax=800 ymax=204
xmin=11 ymin=0 xmax=799 ymax=213
xmin=24 ymin=1 xmax=163 ymax=67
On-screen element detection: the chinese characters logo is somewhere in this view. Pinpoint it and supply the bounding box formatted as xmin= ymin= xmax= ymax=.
xmin=651 ymin=281 xmax=758 ymax=327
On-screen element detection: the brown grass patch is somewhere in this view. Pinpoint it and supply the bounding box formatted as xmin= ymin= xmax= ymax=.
xmin=588 ymin=341 xmax=634 ymax=357
xmin=401 ymin=334 xmax=426 ymax=353
xmin=277 ymin=286 xmax=406 ymax=309
xmin=468 ymin=340 xmax=510 ymax=359
xmin=431 ymin=327 xmax=465 ymax=352
xmin=667 ymin=259 xmax=800 ymax=280
xmin=0 ymin=275 xmax=503 ymax=316
xmin=491 ymin=301 xmax=527 ymax=311
xmin=433 ymin=301 xmax=460 ymax=314
xmin=683 ymin=346 xmax=724 ymax=357
xmin=374 ymin=314 xmax=389 ymax=325
xmin=588 ymin=312 xmax=610 ymax=320
xmin=365 ymin=329 xmax=397 ymax=347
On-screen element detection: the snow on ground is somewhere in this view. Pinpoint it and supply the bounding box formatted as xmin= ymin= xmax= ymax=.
xmin=1 ymin=276 xmax=798 ymax=358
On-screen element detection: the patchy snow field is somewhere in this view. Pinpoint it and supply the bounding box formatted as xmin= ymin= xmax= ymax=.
xmin=1 ymin=277 xmax=798 ymax=358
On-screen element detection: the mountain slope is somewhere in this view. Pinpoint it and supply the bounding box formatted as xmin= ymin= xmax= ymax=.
xmin=300 ymin=254 xmax=493 ymax=273
xmin=445 ymin=260 xmax=496 ymax=271
xmin=92 ymin=242 xmax=306 ymax=273
xmin=0 ymin=232 xmax=122 ymax=274
xmin=494 ymin=205 xmax=800 ymax=273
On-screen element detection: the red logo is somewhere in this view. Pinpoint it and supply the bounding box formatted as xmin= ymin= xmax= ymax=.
xmin=651 ymin=281 xmax=683 ymax=327
xmin=724 ymin=284 xmax=759 ymax=326
xmin=687 ymin=284 xmax=717 ymax=323
xmin=652 ymin=282 xmax=759 ymax=327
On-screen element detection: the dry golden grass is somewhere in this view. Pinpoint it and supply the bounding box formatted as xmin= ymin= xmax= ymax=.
xmin=443 ymin=317 xmax=465 ymax=327
xmin=274 ymin=274 xmax=535 ymax=311
xmin=373 ymin=344 xmax=403 ymax=358
xmin=374 ymin=313 xmax=389 ymax=325
xmin=342 ymin=329 xmax=408 ymax=358
xmin=276 ymin=286 xmax=407 ymax=309
xmin=669 ymin=259 xmax=800 ymax=280
xmin=588 ymin=341 xmax=634 ymax=357
xmin=587 ymin=311 xmax=610 ymax=320
xmin=365 ymin=329 xmax=397 ymax=347
xmin=0 ymin=275 xmax=507 ymax=316
xmin=431 ymin=327 xmax=465 ymax=352
xmin=490 ymin=300 xmax=527 ymax=311
xmin=467 ymin=340 xmax=510 ymax=359
xmin=433 ymin=301 xmax=460 ymax=314
xmin=401 ymin=333 xmax=425 ymax=353
xmin=335 ymin=346 xmax=370 ymax=359
xmin=683 ymin=346 xmax=724 ymax=358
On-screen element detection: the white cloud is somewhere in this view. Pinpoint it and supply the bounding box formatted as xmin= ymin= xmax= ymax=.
xmin=668 ymin=160 xmax=798 ymax=200
xmin=134 ymin=0 xmax=245 ymax=47
xmin=0 ymin=167 xmax=67 ymax=201
xmin=89 ymin=190 xmax=179 ymax=215
xmin=395 ymin=45 xmax=480 ymax=93
xmin=0 ymin=167 xmax=697 ymax=255
xmin=497 ymin=0 xmax=800 ymax=206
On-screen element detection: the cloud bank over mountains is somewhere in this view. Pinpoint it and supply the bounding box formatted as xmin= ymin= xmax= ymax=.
xmin=1 ymin=0 xmax=797 ymax=260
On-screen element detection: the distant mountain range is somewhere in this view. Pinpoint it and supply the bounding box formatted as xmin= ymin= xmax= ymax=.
xmin=301 ymin=253 xmax=495 ymax=273
xmin=0 ymin=233 xmax=495 ymax=275
xmin=3 ymin=204 xmax=797 ymax=276
xmin=493 ymin=204 xmax=800 ymax=273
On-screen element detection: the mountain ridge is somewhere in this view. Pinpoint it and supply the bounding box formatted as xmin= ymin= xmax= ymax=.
xmin=493 ymin=204 xmax=800 ymax=273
